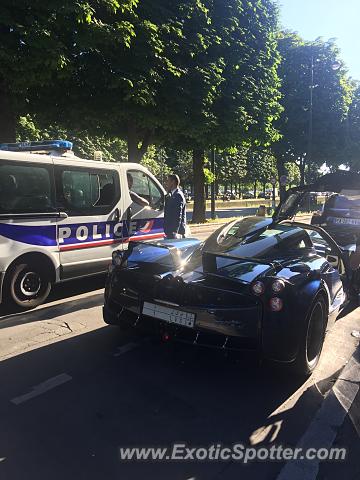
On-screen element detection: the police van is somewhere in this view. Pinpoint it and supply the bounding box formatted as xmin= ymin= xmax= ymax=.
xmin=0 ymin=140 xmax=166 ymax=308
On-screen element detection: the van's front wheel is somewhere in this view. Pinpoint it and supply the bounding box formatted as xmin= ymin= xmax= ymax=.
xmin=5 ymin=262 xmax=52 ymax=309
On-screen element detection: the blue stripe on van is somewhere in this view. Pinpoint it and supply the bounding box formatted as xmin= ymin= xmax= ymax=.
xmin=0 ymin=223 xmax=57 ymax=246
xmin=0 ymin=218 xmax=165 ymax=247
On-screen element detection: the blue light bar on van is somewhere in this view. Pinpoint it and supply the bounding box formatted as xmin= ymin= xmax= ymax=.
xmin=0 ymin=140 xmax=73 ymax=152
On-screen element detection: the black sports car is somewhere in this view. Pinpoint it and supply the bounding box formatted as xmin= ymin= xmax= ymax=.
xmin=103 ymin=172 xmax=360 ymax=375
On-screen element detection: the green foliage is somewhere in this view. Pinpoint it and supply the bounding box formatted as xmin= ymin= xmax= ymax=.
xmin=140 ymin=146 xmax=172 ymax=179
xmin=17 ymin=115 xmax=128 ymax=162
xmin=165 ymin=149 xmax=194 ymax=185
xmin=284 ymin=162 xmax=300 ymax=186
xmin=346 ymin=83 xmax=360 ymax=171
xmin=215 ymin=149 xmax=247 ymax=185
xmin=246 ymin=150 xmax=277 ymax=185
xmin=273 ymin=32 xmax=353 ymax=182
xmin=0 ymin=1 xmax=136 ymax=116
xmin=160 ymin=0 xmax=282 ymax=151
xmin=203 ymin=167 xmax=215 ymax=185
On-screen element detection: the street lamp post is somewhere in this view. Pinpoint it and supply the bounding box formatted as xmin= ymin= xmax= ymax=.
xmin=307 ymin=55 xmax=315 ymax=180
xmin=306 ymin=53 xmax=341 ymax=184
xmin=211 ymin=148 xmax=216 ymax=220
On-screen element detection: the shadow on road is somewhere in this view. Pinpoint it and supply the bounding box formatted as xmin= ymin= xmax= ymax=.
xmin=0 ymin=324 xmax=314 ymax=480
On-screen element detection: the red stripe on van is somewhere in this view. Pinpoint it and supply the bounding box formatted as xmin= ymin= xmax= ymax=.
xmin=59 ymin=233 xmax=165 ymax=251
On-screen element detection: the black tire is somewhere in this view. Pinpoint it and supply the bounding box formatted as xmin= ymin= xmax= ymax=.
xmin=5 ymin=262 xmax=52 ymax=309
xmin=293 ymin=295 xmax=327 ymax=376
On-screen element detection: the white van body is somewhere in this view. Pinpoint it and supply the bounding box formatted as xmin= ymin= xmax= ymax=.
xmin=0 ymin=146 xmax=166 ymax=307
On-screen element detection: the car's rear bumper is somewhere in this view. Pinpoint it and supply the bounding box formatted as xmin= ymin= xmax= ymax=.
xmin=104 ymin=295 xmax=261 ymax=353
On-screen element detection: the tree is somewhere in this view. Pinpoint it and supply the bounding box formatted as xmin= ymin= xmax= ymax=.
xmin=165 ymin=149 xmax=194 ymax=187
xmin=158 ymin=0 xmax=282 ymax=222
xmin=0 ymin=1 xmax=135 ymax=142
xmin=27 ymin=1 xmax=209 ymax=162
xmin=346 ymin=83 xmax=360 ymax=171
xmin=17 ymin=114 xmax=129 ymax=162
xmin=245 ymin=150 xmax=276 ymax=196
xmin=273 ymin=32 xmax=352 ymax=197
xmin=215 ymin=149 xmax=247 ymax=193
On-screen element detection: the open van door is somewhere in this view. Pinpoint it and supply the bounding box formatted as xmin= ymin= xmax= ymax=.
xmin=122 ymin=167 xmax=166 ymax=243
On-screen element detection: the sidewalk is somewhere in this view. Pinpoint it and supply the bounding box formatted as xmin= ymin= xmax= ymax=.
xmin=276 ymin=342 xmax=360 ymax=480
xmin=317 ymin=348 xmax=360 ymax=480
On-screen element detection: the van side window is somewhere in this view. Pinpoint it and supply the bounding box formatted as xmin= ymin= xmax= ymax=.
xmin=127 ymin=170 xmax=164 ymax=210
xmin=0 ymin=161 xmax=55 ymax=213
xmin=56 ymin=168 xmax=119 ymax=215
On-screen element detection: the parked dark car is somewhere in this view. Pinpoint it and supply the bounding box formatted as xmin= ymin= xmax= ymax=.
xmin=311 ymin=193 xmax=360 ymax=245
xmin=103 ymin=172 xmax=360 ymax=375
xmin=222 ymin=190 xmax=236 ymax=201
xmin=258 ymin=192 xmax=271 ymax=199
xmin=242 ymin=191 xmax=254 ymax=199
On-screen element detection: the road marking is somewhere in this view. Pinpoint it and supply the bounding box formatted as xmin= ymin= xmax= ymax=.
xmin=276 ymin=352 xmax=360 ymax=480
xmin=11 ymin=373 xmax=72 ymax=405
xmin=113 ymin=342 xmax=139 ymax=357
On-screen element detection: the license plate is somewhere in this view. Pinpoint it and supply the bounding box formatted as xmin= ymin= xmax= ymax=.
xmin=330 ymin=217 xmax=360 ymax=226
xmin=142 ymin=302 xmax=195 ymax=328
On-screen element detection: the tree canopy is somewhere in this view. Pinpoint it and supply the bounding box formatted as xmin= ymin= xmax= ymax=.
xmin=273 ymin=32 xmax=352 ymax=194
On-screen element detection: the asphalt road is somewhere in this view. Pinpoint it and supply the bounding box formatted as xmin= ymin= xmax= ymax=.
xmin=0 ymin=223 xmax=359 ymax=480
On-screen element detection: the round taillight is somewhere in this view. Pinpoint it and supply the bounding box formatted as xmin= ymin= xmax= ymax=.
xmin=252 ymin=281 xmax=265 ymax=296
xmin=269 ymin=297 xmax=283 ymax=312
xmin=271 ymin=279 xmax=285 ymax=293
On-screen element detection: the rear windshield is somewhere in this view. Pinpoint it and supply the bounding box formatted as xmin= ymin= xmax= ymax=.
xmin=325 ymin=195 xmax=360 ymax=209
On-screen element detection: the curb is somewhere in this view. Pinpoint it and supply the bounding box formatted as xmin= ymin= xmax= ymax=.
xmin=276 ymin=343 xmax=360 ymax=480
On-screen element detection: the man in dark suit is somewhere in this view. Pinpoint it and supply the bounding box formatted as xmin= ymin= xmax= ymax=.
xmin=164 ymin=174 xmax=187 ymax=239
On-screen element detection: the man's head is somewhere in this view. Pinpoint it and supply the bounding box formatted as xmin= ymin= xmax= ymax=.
xmin=166 ymin=174 xmax=180 ymax=192
xmin=127 ymin=173 xmax=133 ymax=189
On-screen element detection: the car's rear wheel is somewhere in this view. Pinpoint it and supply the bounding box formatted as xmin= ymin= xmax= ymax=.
xmin=294 ymin=295 xmax=327 ymax=376
xmin=5 ymin=262 xmax=52 ymax=309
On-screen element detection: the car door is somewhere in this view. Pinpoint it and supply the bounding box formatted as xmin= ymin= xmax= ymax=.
xmin=54 ymin=159 xmax=123 ymax=280
xmin=122 ymin=168 xmax=165 ymax=243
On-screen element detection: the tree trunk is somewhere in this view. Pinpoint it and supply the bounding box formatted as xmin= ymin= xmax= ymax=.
xmin=276 ymin=157 xmax=288 ymax=202
xmin=0 ymin=80 xmax=16 ymax=143
xmin=253 ymin=181 xmax=257 ymax=198
xmin=192 ymin=149 xmax=206 ymax=223
xmin=127 ymin=120 xmax=152 ymax=162
xmin=299 ymin=157 xmax=306 ymax=186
